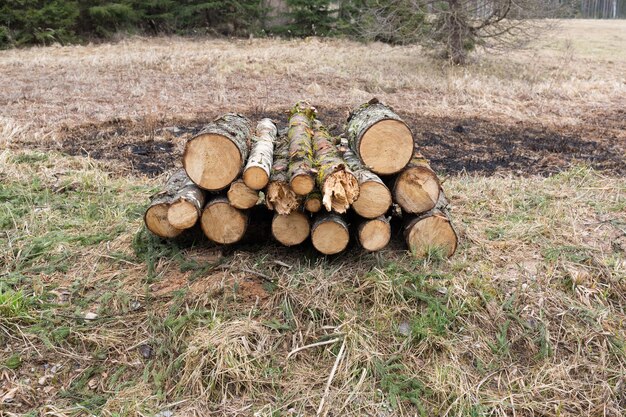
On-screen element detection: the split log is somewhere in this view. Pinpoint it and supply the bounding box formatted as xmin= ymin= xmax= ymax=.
xmin=183 ymin=113 xmax=251 ymax=191
xmin=358 ymin=216 xmax=391 ymax=252
xmin=201 ymin=196 xmax=249 ymax=244
xmin=341 ymin=143 xmax=392 ymax=219
xmin=266 ymin=134 xmax=300 ymax=215
xmin=243 ymin=118 xmax=277 ymax=190
xmin=288 ymin=102 xmax=316 ymax=196
xmin=311 ymin=213 xmax=350 ymax=255
xmin=346 ymin=99 xmax=414 ymax=175
xmin=312 ymin=120 xmax=359 ymax=213
xmin=404 ymin=193 xmax=458 ymax=258
xmin=393 ymin=150 xmax=440 ymax=214
xmin=227 ymin=179 xmax=259 ymax=209
xmin=304 ymin=191 xmax=322 ymax=213
xmin=145 ymin=169 xmax=202 ymax=238
xmin=272 ymin=211 xmax=310 ymax=246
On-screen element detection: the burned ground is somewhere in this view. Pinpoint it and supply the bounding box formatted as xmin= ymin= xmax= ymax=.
xmin=48 ymin=107 xmax=626 ymax=178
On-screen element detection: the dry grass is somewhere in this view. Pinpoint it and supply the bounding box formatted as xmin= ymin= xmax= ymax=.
xmin=1 ymin=19 xmax=625 ymax=417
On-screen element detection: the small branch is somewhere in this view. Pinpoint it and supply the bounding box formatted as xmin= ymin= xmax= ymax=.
xmin=317 ymin=337 xmax=347 ymax=417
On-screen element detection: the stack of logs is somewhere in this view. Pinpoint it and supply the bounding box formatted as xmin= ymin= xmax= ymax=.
xmin=144 ymin=99 xmax=458 ymax=257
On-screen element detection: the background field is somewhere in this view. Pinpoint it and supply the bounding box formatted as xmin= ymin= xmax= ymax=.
xmin=1 ymin=20 xmax=625 ymax=416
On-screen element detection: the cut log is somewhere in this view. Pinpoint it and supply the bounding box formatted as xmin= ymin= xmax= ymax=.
xmin=404 ymin=193 xmax=458 ymax=258
xmin=341 ymin=143 xmax=392 ymax=219
xmin=145 ymin=169 xmax=201 ymax=238
xmin=312 ymin=120 xmax=359 ymax=213
xmin=358 ymin=216 xmax=391 ymax=252
xmin=304 ymin=191 xmax=322 ymax=213
xmin=266 ymin=133 xmax=300 ymax=215
xmin=288 ymin=102 xmax=316 ymax=196
xmin=201 ymin=196 xmax=249 ymax=244
xmin=227 ymin=179 xmax=259 ymax=209
xmin=243 ymin=118 xmax=277 ymax=190
xmin=346 ymin=99 xmax=414 ymax=175
xmin=311 ymin=213 xmax=350 ymax=255
xmin=183 ymin=113 xmax=251 ymax=191
xmin=272 ymin=211 xmax=310 ymax=246
xmin=393 ymin=150 xmax=440 ymax=214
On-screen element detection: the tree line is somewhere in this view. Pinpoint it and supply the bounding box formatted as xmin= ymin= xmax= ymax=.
xmin=1 ymin=1 xmax=624 ymax=62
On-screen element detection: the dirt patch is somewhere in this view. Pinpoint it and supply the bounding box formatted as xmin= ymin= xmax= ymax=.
xmin=46 ymin=108 xmax=626 ymax=177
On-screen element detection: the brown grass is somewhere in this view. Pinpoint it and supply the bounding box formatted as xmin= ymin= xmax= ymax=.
xmin=0 ymin=19 xmax=625 ymax=417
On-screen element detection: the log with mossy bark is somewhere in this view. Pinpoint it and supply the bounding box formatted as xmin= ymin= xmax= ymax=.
xmin=357 ymin=216 xmax=391 ymax=252
xmin=340 ymin=141 xmax=392 ymax=219
xmin=227 ymin=179 xmax=259 ymax=209
xmin=266 ymin=134 xmax=300 ymax=215
xmin=392 ymin=149 xmax=440 ymax=214
xmin=243 ymin=118 xmax=277 ymax=190
xmin=201 ymin=196 xmax=249 ymax=244
xmin=183 ymin=113 xmax=251 ymax=191
xmin=272 ymin=211 xmax=310 ymax=247
xmin=312 ymin=120 xmax=359 ymax=213
xmin=346 ymin=99 xmax=414 ymax=175
xmin=404 ymin=192 xmax=458 ymax=258
xmin=311 ymin=213 xmax=350 ymax=255
xmin=144 ymin=169 xmax=205 ymax=238
xmin=287 ymin=102 xmax=316 ymax=196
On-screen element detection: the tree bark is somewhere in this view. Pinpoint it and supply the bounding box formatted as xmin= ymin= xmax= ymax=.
xmin=288 ymin=102 xmax=316 ymax=195
xmin=346 ymin=99 xmax=414 ymax=175
xmin=266 ymin=133 xmax=300 ymax=215
xmin=243 ymin=118 xmax=277 ymax=190
xmin=227 ymin=179 xmax=259 ymax=209
xmin=201 ymin=196 xmax=249 ymax=244
xmin=311 ymin=213 xmax=350 ymax=255
xmin=183 ymin=113 xmax=251 ymax=191
xmin=145 ymin=169 xmax=204 ymax=238
xmin=312 ymin=120 xmax=359 ymax=213
xmin=341 ymin=140 xmax=392 ymax=219
xmin=392 ymin=149 xmax=440 ymax=214
xmin=357 ymin=216 xmax=391 ymax=252
xmin=272 ymin=211 xmax=310 ymax=246
xmin=404 ymin=192 xmax=458 ymax=258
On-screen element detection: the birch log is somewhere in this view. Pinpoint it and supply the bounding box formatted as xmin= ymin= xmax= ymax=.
xmin=346 ymin=99 xmax=414 ymax=175
xmin=272 ymin=211 xmax=310 ymax=246
xmin=243 ymin=118 xmax=277 ymax=190
xmin=201 ymin=196 xmax=249 ymax=244
xmin=311 ymin=213 xmax=350 ymax=255
xmin=183 ymin=113 xmax=251 ymax=191
xmin=357 ymin=216 xmax=391 ymax=252
xmin=393 ymin=149 xmax=440 ymax=214
xmin=266 ymin=134 xmax=300 ymax=215
xmin=288 ymin=102 xmax=316 ymax=196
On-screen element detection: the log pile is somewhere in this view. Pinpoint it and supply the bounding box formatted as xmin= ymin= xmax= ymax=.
xmin=145 ymin=100 xmax=458 ymax=257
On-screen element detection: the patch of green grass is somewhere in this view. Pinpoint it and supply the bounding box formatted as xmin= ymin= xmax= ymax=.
xmin=542 ymin=245 xmax=593 ymax=263
xmin=11 ymin=152 xmax=49 ymax=164
xmin=3 ymin=353 xmax=22 ymax=370
xmin=373 ymin=356 xmax=430 ymax=413
xmin=0 ymin=288 xmax=32 ymax=322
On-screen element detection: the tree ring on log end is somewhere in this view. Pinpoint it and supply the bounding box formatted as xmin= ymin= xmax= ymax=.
xmin=394 ymin=167 xmax=440 ymax=214
xmin=359 ymin=218 xmax=391 ymax=251
xmin=352 ymin=181 xmax=392 ymax=219
xmin=290 ymin=174 xmax=315 ymax=196
xmin=311 ymin=221 xmax=349 ymax=255
xmin=359 ymin=120 xmax=413 ymax=175
xmin=184 ymin=134 xmax=242 ymax=191
xmin=167 ymin=200 xmax=199 ymax=230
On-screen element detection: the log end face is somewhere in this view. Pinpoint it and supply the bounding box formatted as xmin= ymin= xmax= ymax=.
xmin=360 ymin=120 xmax=414 ymax=175
xmin=272 ymin=212 xmax=310 ymax=246
xmin=145 ymin=204 xmax=184 ymax=238
xmin=167 ymin=200 xmax=199 ymax=230
xmin=311 ymin=221 xmax=350 ymax=255
xmin=184 ymin=134 xmax=242 ymax=190
xmin=359 ymin=218 xmax=391 ymax=252
xmin=201 ymin=201 xmax=248 ymax=244
xmin=304 ymin=196 xmax=322 ymax=213
xmin=406 ymin=215 xmax=457 ymax=259
xmin=228 ymin=181 xmax=259 ymax=209
xmin=243 ymin=167 xmax=269 ymax=190
xmin=352 ymin=181 xmax=392 ymax=219
xmin=290 ymin=174 xmax=315 ymax=196
xmin=395 ymin=168 xmax=440 ymax=214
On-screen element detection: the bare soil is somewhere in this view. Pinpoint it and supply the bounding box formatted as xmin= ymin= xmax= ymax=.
xmin=49 ymin=107 xmax=626 ymax=177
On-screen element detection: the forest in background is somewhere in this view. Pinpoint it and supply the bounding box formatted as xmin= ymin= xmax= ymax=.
xmin=1 ymin=0 xmax=625 ymax=49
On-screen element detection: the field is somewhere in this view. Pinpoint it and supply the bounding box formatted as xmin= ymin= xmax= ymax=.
xmin=1 ymin=20 xmax=625 ymax=416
